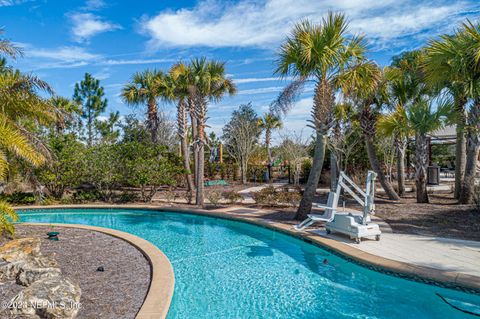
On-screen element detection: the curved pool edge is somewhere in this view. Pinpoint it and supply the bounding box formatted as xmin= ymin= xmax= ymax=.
xmin=21 ymin=221 xmax=175 ymax=319
xmin=15 ymin=204 xmax=480 ymax=294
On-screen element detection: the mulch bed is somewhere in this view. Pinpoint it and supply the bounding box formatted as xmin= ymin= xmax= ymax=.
xmin=0 ymin=225 xmax=151 ymax=319
xmin=373 ymin=192 xmax=480 ymax=241
xmin=215 ymin=188 xmax=480 ymax=241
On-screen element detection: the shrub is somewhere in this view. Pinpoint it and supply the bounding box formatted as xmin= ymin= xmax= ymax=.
xmin=183 ymin=190 xmax=192 ymax=204
xmin=164 ymin=188 xmax=177 ymax=203
xmin=222 ymin=190 xmax=242 ymax=204
xmin=73 ymin=189 xmax=103 ymax=203
xmin=206 ymin=190 xmax=222 ymax=207
xmin=301 ymin=159 xmax=312 ymax=183
xmin=0 ymin=192 xmax=36 ymax=205
xmin=251 ymin=186 xmax=277 ymax=206
xmin=115 ymin=192 xmax=139 ymax=203
xmin=277 ymin=189 xmax=302 ymax=207
xmin=252 ymin=186 xmax=302 ymax=207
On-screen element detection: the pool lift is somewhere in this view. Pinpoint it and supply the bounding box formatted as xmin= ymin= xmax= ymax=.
xmin=294 ymin=170 xmax=381 ymax=244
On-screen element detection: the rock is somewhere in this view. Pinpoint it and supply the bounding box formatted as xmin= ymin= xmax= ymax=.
xmin=0 ymin=238 xmax=41 ymax=262
xmin=17 ymin=265 xmax=61 ymax=286
xmin=6 ymin=277 xmax=81 ymax=319
xmin=0 ymin=256 xmax=59 ymax=284
xmin=0 ymin=260 xmax=29 ymax=281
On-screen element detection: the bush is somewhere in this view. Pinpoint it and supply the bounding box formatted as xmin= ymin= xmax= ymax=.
xmin=277 ymin=189 xmax=302 ymax=207
xmin=222 ymin=190 xmax=242 ymax=204
xmin=301 ymin=159 xmax=312 ymax=183
xmin=72 ymin=189 xmax=103 ymax=203
xmin=206 ymin=190 xmax=222 ymax=207
xmin=115 ymin=192 xmax=139 ymax=203
xmin=251 ymin=186 xmax=277 ymax=206
xmin=0 ymin=192 xmax=36 ymax=205
xmin=251 ymin=186 xmax=302 ymax=207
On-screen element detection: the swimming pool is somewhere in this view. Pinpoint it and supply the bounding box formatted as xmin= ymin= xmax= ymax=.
xmin=18 ymin=208 xmax=480 ymax=318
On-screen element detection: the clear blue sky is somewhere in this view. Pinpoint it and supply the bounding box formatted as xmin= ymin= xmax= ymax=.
xmin=2 ymin=0 xmax=479 ymax=139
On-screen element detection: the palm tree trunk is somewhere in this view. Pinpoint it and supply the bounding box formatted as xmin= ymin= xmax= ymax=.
xmin=266 ymin=129 xmax=272 ymax=163
xmin=147 ymin=97 xmax=159 ymax=143
xmin=460 ymin=100 xmax=480 ymax=204
xmin=395 ymin=139 xmax=406 ymax=197
xmin=415 ymin=132 xmax=429 ymax=203
xmin=195 ymin=98 xmax=207 ymax=206
xmin=295 ymin=79 xmax=333 ymax=220
xmin=266 ymin=129 xmax=271 ymax=183
xmin=361 ymin=105 xmax=400 ymax=201
xmin=188 ymin=97 xmax=197 ymax=187
xmin=177 ymin=100 xmax=194 ymax=198
xmin=295 ymin=133 xmax=327 ymax=220
xmin=195 ymin=138 xmax=205 ymax=205
xmin=454 ymin=97 xmax=467 ymax=199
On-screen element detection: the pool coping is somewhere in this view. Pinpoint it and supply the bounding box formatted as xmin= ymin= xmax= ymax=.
xmin=20 ymin=221 xmax=175 ymax=319
xmin=14 ymin=204 xmax=480 ymax=295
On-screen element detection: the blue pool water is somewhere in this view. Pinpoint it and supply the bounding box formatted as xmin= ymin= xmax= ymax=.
xmin=17 ymin=208 xmax=480 ymax=318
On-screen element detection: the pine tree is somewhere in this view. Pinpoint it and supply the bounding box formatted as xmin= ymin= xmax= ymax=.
xmin=73 ymin=73 xmax=107 ymax=146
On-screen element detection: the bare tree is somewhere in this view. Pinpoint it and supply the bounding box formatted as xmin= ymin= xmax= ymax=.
xmin=222 ymin=104 xmax=261 ymax=184
xmin=157 ymin=110 xmax=178 ymax=150
xmin=278 ymin=131 xmax=309 ymax=185
xmin=376 ymin=135 xmax=396 ymax=183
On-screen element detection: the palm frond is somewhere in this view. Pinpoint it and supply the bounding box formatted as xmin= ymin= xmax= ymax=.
xmin=270 ymin=78 xmax=306 ymax=116
xmin=0 ymin=200 xmax=19 ymax=237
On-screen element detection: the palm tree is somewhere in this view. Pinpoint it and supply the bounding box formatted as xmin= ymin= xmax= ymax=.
xmin=0 ymin=36 xmax=57 ymax=236
xmin=377 ymin=105 xmax=413 ymax=197
xmin=406 ymin=97 xmax=451 ymax=203
xmin=189 ymin=58 xmax=236 ymax=205
xmin=257 ymin=112 xmax=282 ymax=181
xmin=337 ymin=60 xmax=401 ymax=200
xmin=274 ymin=13 xmax=366 ymax=220
xmin=50 ymin=96 xmax=81 ymax=136
xmin=423 ymin=20 xmax=480 ymax=203
xmin=168 ymin=63 xmax=195 ymax=197
xmin=379 ymin=54 xmax=428 ymax=197
xmin=423 ymin=32 xmax=470 ymax=199
xmin=121 ymin=69 xmax=168 ymax=143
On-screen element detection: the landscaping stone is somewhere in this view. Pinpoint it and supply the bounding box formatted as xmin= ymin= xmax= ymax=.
xmin=7 ymin=277 xmax=81 ymax=319
xmin=17 ymin=264 xmax=62 ymax=286
xmin=0 ymin=259 xmax=29 ymax=280
xmin=0 ymin=238 xmax=41 ymax=262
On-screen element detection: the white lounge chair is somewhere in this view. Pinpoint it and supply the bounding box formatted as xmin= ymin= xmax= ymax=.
xmin=294 ymin=191 xmax=339 ymax=230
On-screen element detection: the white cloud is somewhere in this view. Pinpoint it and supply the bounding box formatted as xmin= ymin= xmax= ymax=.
xmin=238 ymin=86 xmax=284 ymax=95
xmin=288 ymin=97 xmax=312 ymax=117
xmin=234 ymin=77 xmax=287 ymax=84
xmin=23 ymin=44 xmax=173 ymax=70
xmin=101 ymin=58 xmax=174 ymax=65
xmin=0 ymin=0 xmax=32 ymax=6
xmin=93 ymin=67 xmax=110 ymax=80
xmin=27 ymin=46 xmax=100 ymax=61
xmin=82 ymin=0 xmax=105 ymax=10
xmin=70 ymin=13 xmax=121 ymax=42
xmin=140 ymin=0 xmax=476 ymax=49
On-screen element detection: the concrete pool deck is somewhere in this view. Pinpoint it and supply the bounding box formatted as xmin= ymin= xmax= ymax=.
xmin=15 ymin=204 xmax=480 ymax=294
xmin=313 ymin=230 xmax=480 ymax=277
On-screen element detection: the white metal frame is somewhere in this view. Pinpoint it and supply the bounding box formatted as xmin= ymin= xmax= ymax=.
xmin=294 ymin=170 xmax=377 ymax=230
